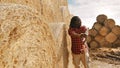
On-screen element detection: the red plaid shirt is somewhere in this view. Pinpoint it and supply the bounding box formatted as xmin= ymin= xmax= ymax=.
xmin=68 ymin=26 xmax=87 ymax=54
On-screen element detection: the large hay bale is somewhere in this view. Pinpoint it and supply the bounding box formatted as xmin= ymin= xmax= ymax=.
xmin=48 ymin=23 xmax=69 ymax=68
xmin=0 ymin=0 xmax=41 ymax=11
xmin=0 ymin=4 xmax=56 ymax=68
xmin=0 ymin=0 xmax=70 ymax=23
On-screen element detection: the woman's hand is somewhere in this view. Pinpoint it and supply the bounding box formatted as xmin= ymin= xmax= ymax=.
xmin=81 ymin=45 xmax=86 ymax=53
xmin=80 ymin=33 xmax=87 ymax=38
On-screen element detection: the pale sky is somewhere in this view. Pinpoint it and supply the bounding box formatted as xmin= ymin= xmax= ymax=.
xmin=68 ymin=0 xmax=120 ymax=28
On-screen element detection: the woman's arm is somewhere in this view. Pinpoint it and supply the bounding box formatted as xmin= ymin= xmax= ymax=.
xmin=72 ymin=31 xmax=87 ymax=38
xmin=68 ymin=28 xmax=87 ymax=38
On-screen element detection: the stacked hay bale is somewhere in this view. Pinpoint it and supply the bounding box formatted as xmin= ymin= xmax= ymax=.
xmin=87 ymin=14 xmax=120 ymax=49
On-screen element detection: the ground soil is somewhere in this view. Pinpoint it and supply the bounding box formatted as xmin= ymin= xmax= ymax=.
xmin=89 ymin=47 xmax=120 ymax=68
xmin=68 ymin=46 xmax=120 ymax=68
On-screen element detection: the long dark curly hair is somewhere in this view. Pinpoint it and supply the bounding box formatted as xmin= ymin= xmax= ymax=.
xmin=69 ymin=16 xmax=81 ymax=28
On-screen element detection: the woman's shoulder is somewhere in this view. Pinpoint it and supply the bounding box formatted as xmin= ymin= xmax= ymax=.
xmin=80 ymin=26 xmax=87 ymax=29
xmin=80 ymin=26 xmax=87 ymax=32
xmin=69 ymin=27 xmax=76 ymax=30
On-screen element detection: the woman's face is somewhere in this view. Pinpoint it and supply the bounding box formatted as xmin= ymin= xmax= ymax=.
xmin=70 ymin=16 xmax=81 ymax=28
xmin=74 ymin=21 xmax=81 ymax=28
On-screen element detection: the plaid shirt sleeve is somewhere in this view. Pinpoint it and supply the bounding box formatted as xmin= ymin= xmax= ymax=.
xmin=68 ymin=28 xmax=75 ymax=37
xmin=80 ymin=26 xmax=87 ymax=33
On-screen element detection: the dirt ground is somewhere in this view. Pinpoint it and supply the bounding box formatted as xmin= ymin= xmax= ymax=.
xmin=89 ymin=47 xmax=120 ymax=68
xmin=68 ymin=47 xmax=120 ymax=68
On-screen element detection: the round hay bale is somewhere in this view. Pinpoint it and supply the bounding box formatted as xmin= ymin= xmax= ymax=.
xmin=86 ymin=35 xmax=92 ymax=44
xmin=105 ymin=32 xmax=117 ymax=43
xmin=89 ymin=28 xmax=98 ymax=37
xmin=90 ymin=40 xmax=99 ymax=49
xmin=104 ymin=19 xmax=115 ymax=29
xmin=113 ymin=39 xmax=120 ymax=47
xmin=92 ymin=22 xmax=103 ymax=31
xmin=95 ymin=34 xmax=104 ymax=43
xmin=0 ymin=4 xmax=56 ymax=68
xmin=112 ymin=25 xmax=120 ymax=36
xmin=94 ymin=35 xmax=111 ymax=47
xmin=96 ymin=14 xmax=107 ymax=25
xmin=99 ymin=26 xmax=110 ymax=36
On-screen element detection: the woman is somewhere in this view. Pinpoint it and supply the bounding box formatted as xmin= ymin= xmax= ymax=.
xmin=68 ymin=16 xmax=88 ymax=68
